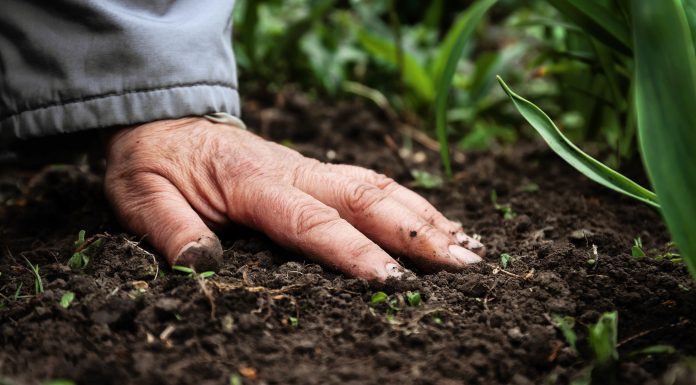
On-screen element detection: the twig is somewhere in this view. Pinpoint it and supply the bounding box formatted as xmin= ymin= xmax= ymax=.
xmin=617 ymin=319 xmax=690 ymax=348
xmin=197 ymin=273 xmax=216 ymax=320
xmin=487 ymin=263 xmax=524 ymax=278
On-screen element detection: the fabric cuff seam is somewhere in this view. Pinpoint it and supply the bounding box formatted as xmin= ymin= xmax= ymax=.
xmin=0 ymin=81 xmax=238 ymax=121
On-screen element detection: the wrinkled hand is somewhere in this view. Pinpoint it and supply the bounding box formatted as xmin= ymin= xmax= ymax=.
xmin=105 ymin=117 xmax=484 ymax=281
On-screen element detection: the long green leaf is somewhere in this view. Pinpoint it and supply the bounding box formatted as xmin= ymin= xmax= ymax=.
xmin=632 ymin=0 xmax=696 ymax=279
xmin=497 ymin=76 xmax=659 ymax=208
xmin=549 ymin=0 xmax=632 ymax=55
xmin=434 ymin=0 xmax=497 ymax=176
xmin=357 ymin=30 xmax=435 ymax=102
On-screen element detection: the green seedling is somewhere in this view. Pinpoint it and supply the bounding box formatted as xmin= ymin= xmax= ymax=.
xmin=229 ymin=374 xmax=243 ymax=385
xmin=288 ymin=316 xmax=299 ymax=327
xmin=22 ymin=256 xmax=43 ymax=295
xmin=552 ymin=314 xmax=578 ymax=352
xmin=411 ymin=170 xmax=443 ymax=189
xmin=655 ymin=250 xmax=683 ymax=264
xmin=491 ymin=190 xmax=516 ymax=220
xmin=500 ymin=253 xmax=512 ymax=269
xmin=588 ymin=311 xmax=619 ymax=365
xmin=406 ymin=291 xmax=421 ymax=307
xmin=13 ymin=282 xmax=23 ymax=300
xmin=370 ymin=291 xmax=388 ymax=304
xmin=370 ymin=291 xmax=400 ymax=314
xmin=68 ymin=230 xmax=103 ymax=269
xmin=630 ymin=344 xmax=675 ymax=357
xmin=172 ymin=265 xmax=215 ymax=280
xmin=631 ymin=237 xmax=646 ymax=258
xmin=521 ymin=183 xmax=540 ymax=193
xmin=60 ymin=292 xmax=75 ymax=308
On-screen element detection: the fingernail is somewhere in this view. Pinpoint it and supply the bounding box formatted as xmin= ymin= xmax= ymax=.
xmin=175 ymin=235 xmax=223 ymax=272
xmin=448 ymin=244 xmax=482 ymax=264
xmin=384 ymin=263 xmax=417 ymax=281
xmin=385 ymin=263 xmax=405 ymax=278
xmin=455 ymin=232 xmax=484 ymax=250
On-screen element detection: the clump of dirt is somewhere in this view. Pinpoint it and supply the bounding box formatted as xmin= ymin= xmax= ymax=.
xmin=1 ymin=92 xmax=695 ymax=385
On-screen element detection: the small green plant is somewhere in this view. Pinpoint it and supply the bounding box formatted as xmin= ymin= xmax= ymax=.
xmin=369 ymin=291 xmax=401 ymax=315
xmin=68 ymin=230 xmax=103 ymax=269
xmin=370 ymin=291 xmax=388 ymax=305
xmin=631 ymin=237 xmax=646 ymax=258
xmin=59 ymin=292 xmax=75 ymax=309
xmin=491 ymin=190 xmax=516 ymax=220
xmin=288 ymin=316 xmax=299 ymax=327
xmin=410 ymin=170 xmax=443 ymax=189
xmin=406 ymin=291 xmax=421 ymax=307
xmin=229 ymin=374 xmax=243 ymax=385
xmin=14 ymin=282 xmax=23 ymax=300
xmin=500 ymin=253 xmax=512 ymax=269
xmin=22 ymin=256 xmax=43 ymax=295
xmin=552 ymin=314 xmax=578 ymax=352
xmin=172 ymin=265 xmax=215 ymax=280
xmin=588 ymin=311 xmax=619 ymax=365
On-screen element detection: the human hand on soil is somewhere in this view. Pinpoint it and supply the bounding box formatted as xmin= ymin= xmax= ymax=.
xmin=105 ymin=117 xmax=485 ymax=281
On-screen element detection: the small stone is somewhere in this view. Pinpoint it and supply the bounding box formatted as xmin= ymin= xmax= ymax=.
xmin=507 ymin=326 xmax=524 ymax=341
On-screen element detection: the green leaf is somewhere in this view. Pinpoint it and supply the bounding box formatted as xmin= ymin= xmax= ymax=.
xmin=75 ymin=230 xmax=86 ymax=247
xmin=172 ymin=266 xmax=194 ymax=274
xmin=288 ymin=316 xmax=299 ymax=327
xmin=357 ymin=29 xmax=435 ymax=102
xmin=411 ymin=170 xmax=443 ymax=189
xmin=588 ymin=311 xmax=619 ymax=365
xmin=631 ymin=237 xmax=646 ymax=258
xmin=406 ymin=291 xmax=421 ymax=307
xmin=59 ymin=292 xmax=75 ymax=309
xmin=199 ymin=271 xmax=216 ymax=279
xmin=500 ymin=253 xmax=511 ymax=269
xmin=552 ymin=314 xmax=578 ymax=352
xmin=631 ymin=344 xmax=676 ymax=356
xmin=370 ymin=291 xmax=388 ymax=304
xmin=632 ymin=0 xmax=696 ymax=280
xmin=548 ymin=0 xmax=632 ymax=55
xmin=434 ymin=0 xmax=497 ymax=176
xmin=497 ymin=76 xmax=659 ymax=208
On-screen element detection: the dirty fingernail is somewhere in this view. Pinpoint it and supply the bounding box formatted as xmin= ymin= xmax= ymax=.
xmin=448 ymin=244 xmax=482 ymax=265
xmin=174 ymin=235 xmax=223 ymax=272
xmin=384 ymin=263 xmax=417 ymax=281
xmin=455 ymin=232 xmax=484 ymax=250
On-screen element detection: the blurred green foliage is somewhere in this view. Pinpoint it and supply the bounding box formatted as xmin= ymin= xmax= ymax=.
xmin=232 ymin=0 xmax=647 ymax=162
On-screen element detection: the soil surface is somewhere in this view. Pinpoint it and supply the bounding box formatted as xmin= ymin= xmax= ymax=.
xmin=1 ymin=92 xmax=695 ymax=385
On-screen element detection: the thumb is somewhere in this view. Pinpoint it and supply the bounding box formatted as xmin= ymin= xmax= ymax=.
xmin=105 ymin=173 xmax=222 ymax=272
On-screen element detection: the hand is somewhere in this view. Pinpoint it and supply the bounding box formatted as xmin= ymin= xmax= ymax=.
xmin=105 ymin=117 xmax=484 ymax=281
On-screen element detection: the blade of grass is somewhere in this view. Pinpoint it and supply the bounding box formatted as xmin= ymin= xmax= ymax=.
xmin=497 ymin=76 xmax=658 ymax=208
xmin=434 ymin=0 xmax=497 ymax=176
xmin=548 ymin=0 xmax=632 ymax=55
xmin=357 ymin=29 xmax=435 ymax=102
xmin=632 ymin=0 xmax=696 ymax=279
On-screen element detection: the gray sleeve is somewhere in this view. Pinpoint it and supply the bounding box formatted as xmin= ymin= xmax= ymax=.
xmin=0 ymin=0 xmax=240 ymax=143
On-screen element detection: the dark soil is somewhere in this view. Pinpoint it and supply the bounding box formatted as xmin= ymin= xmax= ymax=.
xmin=1 ymin=93 xmax=695 ymax=385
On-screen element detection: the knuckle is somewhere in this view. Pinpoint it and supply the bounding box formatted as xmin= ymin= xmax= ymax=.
xmin=292 ymin=202 xmax=342 ymax=237
xmin=373 ymin=173 xmax=398 ymax=191
xmin=411 ymin=221 xmax=440 ymax=241
xmin=345 ymin=238 xmax=377 ymax=259
xmin=344 ymin=183 xmax=386 ymax=215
